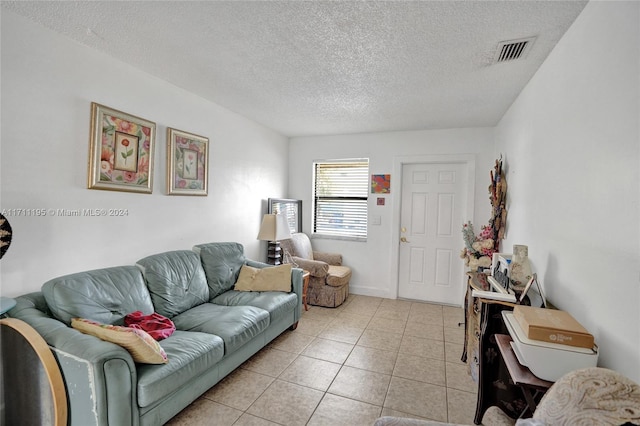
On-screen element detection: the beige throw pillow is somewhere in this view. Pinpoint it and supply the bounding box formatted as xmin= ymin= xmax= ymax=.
xmin=234 ymin=264 xmax=292 ymax=292
xmin=71 ymin=318 xmax=168 ymax=364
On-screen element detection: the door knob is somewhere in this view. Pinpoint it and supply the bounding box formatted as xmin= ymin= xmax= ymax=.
xmin=400 ymin=236 xmax=409 ymax=243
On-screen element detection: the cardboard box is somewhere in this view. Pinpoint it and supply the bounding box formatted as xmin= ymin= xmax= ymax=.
xmin=503 ymin=311 xmax=598 ymax=381
xmin=513 ymin=305 xmax=595 ymax=349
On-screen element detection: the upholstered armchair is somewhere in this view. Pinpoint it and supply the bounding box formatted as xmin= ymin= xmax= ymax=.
xmin=279 ymin=233 xmax=351 ymax=308
xmin=373 ymin=367 xmax=640 ymax=425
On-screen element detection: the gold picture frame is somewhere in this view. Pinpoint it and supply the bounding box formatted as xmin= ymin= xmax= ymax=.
xmin=167 ymin=128 xmax=209 ymax=196
xmin=88 ymin=102 xmax=156 ymax=193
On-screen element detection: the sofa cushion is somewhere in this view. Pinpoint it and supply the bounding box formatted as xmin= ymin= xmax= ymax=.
xmin=326 ymin=265 xmax=352 ymax=287
xmin=71 ymin=318 xmax=168 ymax=364
xmin=136 ymin=330 xmax=224 ymax=408
xmin=42 ymin=266 xmax=155 ymax=326
xmin=193 ymin=242 xmax=246 ymax=300
xmin=172 ymin=303 xmax=269 ymax=354
xmin=234 ymin=264 xmax=292 ymax=292
xmin=136 ymin=250 xmax=209 ymax=318
xmin=212 ymin=291 xmax=298 ymax=323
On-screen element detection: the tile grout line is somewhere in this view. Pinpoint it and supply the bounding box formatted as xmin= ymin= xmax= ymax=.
xmin=302 ymin=295 xmax=367 ymax=425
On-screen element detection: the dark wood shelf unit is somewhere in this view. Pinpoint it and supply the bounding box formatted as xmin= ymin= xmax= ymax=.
xmin=462 ymin=272 xmax=533 ymax=424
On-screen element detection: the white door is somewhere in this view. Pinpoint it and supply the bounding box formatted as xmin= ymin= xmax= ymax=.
xmin=398 ymin=162 xmax=467 ymax=305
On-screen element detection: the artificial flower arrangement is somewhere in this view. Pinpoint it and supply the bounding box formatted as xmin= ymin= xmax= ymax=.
xmin=461 ymin=157 xmax=507 ymax=271
xmin=460 ymin=221 xmax=495 ymax=271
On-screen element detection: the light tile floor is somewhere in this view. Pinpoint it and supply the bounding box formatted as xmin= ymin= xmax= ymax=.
xmin=166 ymin=295 xmax=478 ymax=426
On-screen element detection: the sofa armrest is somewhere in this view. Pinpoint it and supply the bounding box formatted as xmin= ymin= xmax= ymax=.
xmin=373 ymin=416 xmax=454 ymax=425
xmin=290 ymin=257 xmax=329 ymax=278
xmin=480 ymin=406 xmax=516 ymax=426
xmin=10 ymin=293 xmax=139 ymax=426
xmin=313 ymin=251 xmax=342 ymax=266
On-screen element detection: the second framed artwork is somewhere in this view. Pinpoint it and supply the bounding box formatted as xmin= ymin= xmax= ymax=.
xmin=166 ymin=128 xmax=209 ymax=196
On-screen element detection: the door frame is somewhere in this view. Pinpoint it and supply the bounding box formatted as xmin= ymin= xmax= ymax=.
xmin=390 ymin=154 xmax=476 ymax=301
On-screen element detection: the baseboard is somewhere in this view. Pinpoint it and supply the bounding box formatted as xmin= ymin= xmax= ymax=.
xmin=348 ymin=285 xmax=394 ymax=299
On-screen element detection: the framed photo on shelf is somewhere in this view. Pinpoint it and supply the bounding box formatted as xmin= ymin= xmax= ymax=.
xmin=88 ymin=102 xmax=156 ymax=193
xmin=167 ymin=128 xmax=209 ymax=196
xmin=519 ymin=273 xmax=546 ymax=308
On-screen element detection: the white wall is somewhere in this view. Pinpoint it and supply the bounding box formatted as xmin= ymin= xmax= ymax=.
xmin=289 ymin=128 xmax=494 ymax=300
xmin=0 ymin=10 xmax=289 ymax=297
xmin=495 ymin=1 xmax=640 ymax=382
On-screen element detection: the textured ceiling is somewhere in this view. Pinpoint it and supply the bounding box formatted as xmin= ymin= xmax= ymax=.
xmin=2 ymin=1 xmax=587 ymax=137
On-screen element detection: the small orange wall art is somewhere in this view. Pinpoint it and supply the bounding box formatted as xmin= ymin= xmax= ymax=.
xmin=371 ymin=174 xmax=390 ymax=194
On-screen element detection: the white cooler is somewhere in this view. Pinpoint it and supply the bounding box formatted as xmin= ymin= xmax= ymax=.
xmin=502 ymin=311 xmax=598 ymax=382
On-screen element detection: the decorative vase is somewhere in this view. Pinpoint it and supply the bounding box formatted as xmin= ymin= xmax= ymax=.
xmin=510 ymin=244 xmax=532 ymax=287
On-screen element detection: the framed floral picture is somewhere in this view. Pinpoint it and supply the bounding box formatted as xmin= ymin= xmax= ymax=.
xmin=88 ymin=103 xmax=156 ymax=193
xmin=167 ymin=128 xmax=209 ymax=196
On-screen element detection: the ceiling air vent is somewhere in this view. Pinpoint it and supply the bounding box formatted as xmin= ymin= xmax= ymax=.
xmin=494 ymin=37 xmax=536 ymax=63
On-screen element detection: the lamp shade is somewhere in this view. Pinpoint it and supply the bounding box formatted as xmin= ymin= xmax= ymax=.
xmin=257 ymin=214 xmax=292 ymax=241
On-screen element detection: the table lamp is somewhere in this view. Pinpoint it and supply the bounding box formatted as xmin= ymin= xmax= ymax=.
xmin=257 ymin=213 xmax=291 ymax=265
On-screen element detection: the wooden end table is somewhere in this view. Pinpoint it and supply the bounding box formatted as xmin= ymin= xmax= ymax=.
xmin=302 ymin=271 xmax=310 ymax=311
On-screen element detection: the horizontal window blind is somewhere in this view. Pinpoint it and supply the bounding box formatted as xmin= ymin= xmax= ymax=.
xmin=313 ymin=160 xmax=368 ymax=239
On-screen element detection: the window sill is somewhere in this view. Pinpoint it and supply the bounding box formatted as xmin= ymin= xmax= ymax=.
xmin=311 ymin=233 xmax=367 ymax=243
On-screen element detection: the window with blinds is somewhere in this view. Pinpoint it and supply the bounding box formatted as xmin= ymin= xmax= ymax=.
xmin=313 ymin=159 xmax=369 ymax=239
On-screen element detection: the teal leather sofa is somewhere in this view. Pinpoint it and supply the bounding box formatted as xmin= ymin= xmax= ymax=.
xmin=8 ymin=242 xmax=303 ymax=426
